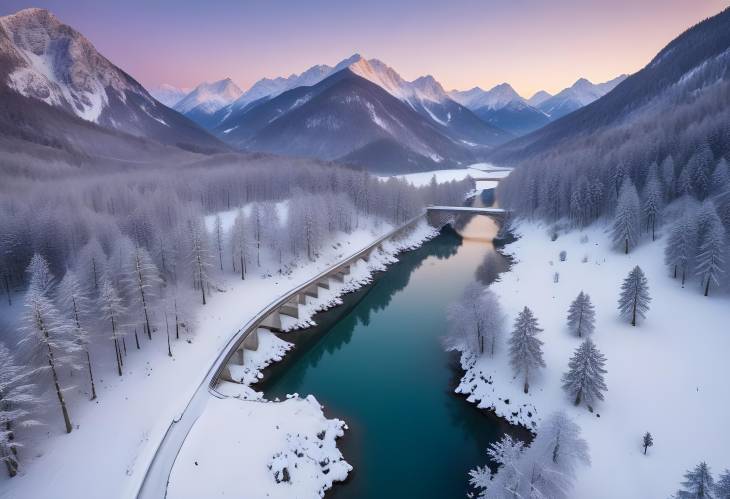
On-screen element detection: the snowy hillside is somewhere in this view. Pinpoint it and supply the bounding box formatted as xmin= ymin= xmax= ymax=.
xmin=454 ymin=221 xmax=730 ymax=498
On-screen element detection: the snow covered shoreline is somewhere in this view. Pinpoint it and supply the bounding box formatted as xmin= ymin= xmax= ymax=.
xmin=453 ymin=220 xmax=730 ymax=498
xmin=165 ymin=220 xmax=441 ymax=498
xmin=0 ymin=217 xmax=439 ymax=499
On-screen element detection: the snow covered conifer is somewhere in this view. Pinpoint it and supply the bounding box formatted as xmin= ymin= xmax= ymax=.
xmin=446 ymin=284 xmax=504 ymax=357
xmin=509 ymin=307 xmax=546 ymax=393
xmin=561 ymin=338 xmax=607 ymax=407
xmin=618 ymin=266 xmax=651 ymax=326
xmin=677 ymin=462 xmax=715 ymax=499
xmin=188 ymin=217 xmax=212 ymax=305
xmin=695 ymin=212 xmax=726 ymax=296
xmin=611 ymin=178 xmax=641 ymax=253
xmin=25 ymin=253 xmax=53 ymax=295
xmin=566 ymin=291 xmax=596 ymax=337
xmin=664 ymin=215 xmax=697 ymax=286
xmin=715 ymin=469 xmax=730 ymax=499
xmin=0 ymin=343 xmax=37 ymax=477
xmin=469 ymin=434 xmax=525 ymax=498
xmin=214 ymin=214 xmax=224 ymax=272
xmin=99 ymin=278 xmax=126 ymax=376
xmin=76 ymin=238 xmax=106 ymax=293
xmin=518 ymin=412 xmax=589 ymax=499
xmin=125 ymin=246 xmax=161 ymax=339
xmin=642 ymin=432 xmax=653 ymax=455
xmin=56 ymin=270 xmax=97 ymax=400
xmin=22 ymin=289 xmax=77 ymax=433
xmin=712 ymin=158 xmax=730 ymax=195
xmin=230 ymin=209 xmax=248 ymax=280
xmin=642 ymin=165 xmax=663 ymax=241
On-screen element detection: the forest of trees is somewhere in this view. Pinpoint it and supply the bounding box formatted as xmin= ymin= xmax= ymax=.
xmin=0 ymin=158 xmax=472 ymax=476
xmin=499 ymin=149 xmax=730 ymax=293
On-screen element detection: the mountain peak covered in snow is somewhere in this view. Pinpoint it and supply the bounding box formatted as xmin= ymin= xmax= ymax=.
xmin=0 ymin=7 xmax=147 ymax=122
xmin=448 ymin=83 xmax=525 ymax=110
xmin=174 ymin=78 xmax=243 ymax=114
xmin=149 ymin=83 xmax=190 ymax=107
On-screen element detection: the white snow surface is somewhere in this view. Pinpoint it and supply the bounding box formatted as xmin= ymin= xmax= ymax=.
xmin=380 ymin=164 xmax=510 ymax=188
xmin=166 ymin=395 xmax=351 ymax=499
xmin=165 ymin=220 xmax=439 ymax=498
xmin=0 ymin=209 xmax=437 ymax=499
xmin=455 ymin=220 xmax=730 ymax=499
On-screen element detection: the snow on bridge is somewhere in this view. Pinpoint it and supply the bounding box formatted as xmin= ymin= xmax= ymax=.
xmin=426 ymin=205 xmax=509 ymax=215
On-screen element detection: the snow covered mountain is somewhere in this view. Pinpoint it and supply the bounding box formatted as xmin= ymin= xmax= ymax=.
xmin=213 ymin=67 xmax=509 ymax=172
xmin=448 ymin=83 xmax=524 ymax=110
xmin=527 ymin=90 xmax=552 ymax=107
xmin=536 ymin=75 xmax=627 ymax=119
xmin=174 ymin=78 xmax=243 ymax=114
xmin=0 ymin=8 xmax=226 ymax=154
xmin=490 ymin=7 xmax=730 ymax=164
xmin=473 ymin=100 xmax=551 ymax=137
xmin=228 ymin=54 xmax=362 ymax=114
xmin=210 ymin=55 xmax=510 ymax=171
xmin=448 ymin=83 xmax=550 ymax=136
xmin=149 ymin=83 xmax=189 ymax=107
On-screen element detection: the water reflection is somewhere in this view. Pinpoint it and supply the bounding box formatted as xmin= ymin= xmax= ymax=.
xmin=260 ymin=186 xmax=523 ymax=499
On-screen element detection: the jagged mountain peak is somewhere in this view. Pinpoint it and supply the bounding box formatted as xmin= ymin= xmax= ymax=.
xmin=0 ymin=7 xmax=226 ymax=153
xmin=174 ymin=78 xmax=243 ymax=114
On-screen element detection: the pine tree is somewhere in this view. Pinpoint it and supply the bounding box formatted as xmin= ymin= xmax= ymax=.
xmin=715 ymin=470 xmax=730 ymax=499
xmin=446 ymin=284 xmax=504 ymax=357
xmin=664 ymin=215 xmax=697 ymax=287
xmin=0 ymin=343 xmax=38 ymax=477
xmin=99 ymin=278 xmax=126 ymax=377
xmin=566 ymin=291 xmax=596 ymax=337
xmin=712 ymin=159 xmax=730 ymax=195
xmin=25 ymin=253 xmax=53 ymax=295
xmin=469 ymin=435 xmax=525 ymax=498
xmin=561 ymin=338 xmax=608 ymax=407
xmin=509 ymin=307 xmax=546 ymax=393
xmin=612 ymin=179 xmax=641 ymax=253
xmin=22 ymin=289 xmax=77 ymax=433
xmin=642 ymin=165 xmax=663 ymax=241
xmin=519 ymin=412 xmax=590 ymax=499
xmin=56 ymin=270 xmax=97 ymax=400
xmin=125 ymin=246 xmax=161 ymax=340
xmin=618 ymin=266 xmax=651 ymax=326
xmin=695 ymin=213 xmax=726 ymax=296
xmin=214 ymin=214 xmax=224 ymax=272
xmin=677 ymin=462 xmax=715 ymax=499
xmin=642 ymin=432 xmax=653 ymax=455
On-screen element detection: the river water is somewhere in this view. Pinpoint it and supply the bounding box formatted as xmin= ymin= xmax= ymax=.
xmin=262 ymin=190 xmax=522 ymax=498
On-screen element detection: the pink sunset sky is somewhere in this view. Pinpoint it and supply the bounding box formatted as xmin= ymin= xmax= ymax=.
xmin=2 ymin=0 xmax=728 ymax=97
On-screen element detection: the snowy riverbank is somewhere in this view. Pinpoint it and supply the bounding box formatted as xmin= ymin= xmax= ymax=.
xmin=162 ymin=220 xmax=440 ymax=498
xmin=455 ymin=220 xmax=730 ymax=498
xmin=0 ymin=217 xmax=436 ymax=499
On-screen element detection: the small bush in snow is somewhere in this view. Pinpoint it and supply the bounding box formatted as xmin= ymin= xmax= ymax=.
xmin=559 ymin=250 xmax=567 ymax=262
xmin=553 ymin=272 xmax=560 ymax=283
xmin=550 ymin=231 xmax=558 ymax=242
xmin=580 ymin=234 xmax=589 ymax=244
xmin=582 ymin=255 xmax=588 ymax=263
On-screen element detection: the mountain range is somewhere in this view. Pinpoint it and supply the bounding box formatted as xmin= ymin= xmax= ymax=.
xmin=489 ymin=7 xmax=730 ymax=167
xmin=0 ymin=6 xmax=654 ymax=175
xmin=0 ymin=8 xmax=228 ymax=162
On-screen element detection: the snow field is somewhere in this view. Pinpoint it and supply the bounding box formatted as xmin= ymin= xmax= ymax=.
xmin=456 ymin=221 xmax=730 ymax=498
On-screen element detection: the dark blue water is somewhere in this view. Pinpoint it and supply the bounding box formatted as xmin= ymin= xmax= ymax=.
xmin=262 ymin=211 xmax=523 ymax=498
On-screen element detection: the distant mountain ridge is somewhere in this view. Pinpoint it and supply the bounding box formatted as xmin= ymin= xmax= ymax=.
xmin=490 ymin=7 xmax=730 ymax=165
xmin=0 ymin=8 xmax=227 ymax=155
xmin=205 ymin=54 xmax=512 ymax=172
